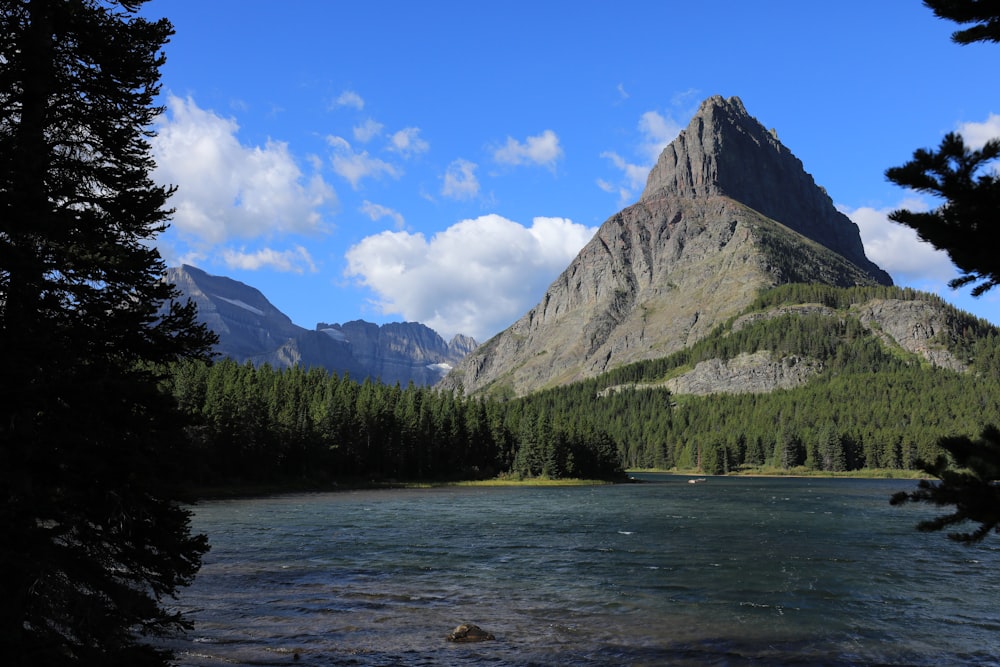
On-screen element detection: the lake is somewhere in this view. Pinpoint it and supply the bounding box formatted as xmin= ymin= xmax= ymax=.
xmin=163 ymin=476 xmax=1000 ymax=666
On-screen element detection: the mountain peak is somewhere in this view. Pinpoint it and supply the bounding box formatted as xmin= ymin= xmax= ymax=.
xmin=440 ymin=95 xmax=893 ymax=397
xmin=642 ymin=95 xmax=888 ymax=281
xmin=641 ymin=95 xmax=780 ymax=202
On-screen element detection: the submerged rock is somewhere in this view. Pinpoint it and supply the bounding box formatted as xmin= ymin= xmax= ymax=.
xmin=446 ymin=623 xmax=495 ymax=642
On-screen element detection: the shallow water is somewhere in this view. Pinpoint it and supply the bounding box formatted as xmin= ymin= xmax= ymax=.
xmin=164 ymin=476 xmax=1000 ymax=666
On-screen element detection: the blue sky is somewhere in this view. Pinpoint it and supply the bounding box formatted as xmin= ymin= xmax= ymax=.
xmin=144 ymin=0 xmax=999 ymax=341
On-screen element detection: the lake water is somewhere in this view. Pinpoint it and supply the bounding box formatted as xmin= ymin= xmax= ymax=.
xmin=164 ymin=476 xmax=1000 ymax=666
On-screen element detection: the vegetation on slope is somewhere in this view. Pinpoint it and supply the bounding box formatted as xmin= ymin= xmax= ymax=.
xmin=161 ymin=284 xmax=1000 ymax=489
xmin=511 ymin=285 xmax=1000 ymax=475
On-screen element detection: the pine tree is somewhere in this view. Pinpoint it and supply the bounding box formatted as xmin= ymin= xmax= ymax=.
xmin=886 ymin=132 xmax=1000 ymax=296
xmin=887 ymin=0 xmax=1000 ymax=542
xmin=924 ymin=0 xmax=1000 ymax=44
xmin=0 ymin=1 xmax=216 ymax=663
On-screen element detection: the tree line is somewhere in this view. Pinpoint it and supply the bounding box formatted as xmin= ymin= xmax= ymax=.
xmin=161 ymin=283 xmax=1000 ymax=485
xmin=162 ymin=358 xmax=625 ymax=487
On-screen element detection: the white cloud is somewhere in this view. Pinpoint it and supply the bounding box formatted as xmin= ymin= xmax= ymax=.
xmin=353 ymin=118 xmax=383 ymax=143
xmin=617 ymin=83 xmax=630 ymax=100
xmin=494 ymin=129 xmax=563 ymax=168
xmin=600 ymin=109 xmax=681 ymax=205
xmin=441 ymin=158 xmax=479 ymax=200
xmin=958 ymin=112 xmax=1000 ymax=150
xmin=344 ymin=214 xmax=598 ymax=340
xmin=842 ymin=200 xmax=956 ymax=284
xmin=596 ymin=178 xmax=615 ymax=193
xmin=638 ymin=111 xmax=681 ymax=162
xmin=388 ymin=127 xmax=429 ymax=157
xmin=327 ymin=135 xmax=400 ymax=189
xmin=152 ymin=95 xmax=334 ymax=247
xmin=360 ymin=200 xmax=405 ymax=229
xmin=222 ymin=245 xmax=317 ymax=273
xmin=600 ymin=150 xmax=650 ymax=193
xmin=333 ymin=90 xmax=364 ymax=110
xmin=595 ymin=176 xmax=631 ymax=204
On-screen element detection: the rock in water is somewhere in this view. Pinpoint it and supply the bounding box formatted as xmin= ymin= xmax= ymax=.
xmin=447 ymin=623 xmax=495 ymax=642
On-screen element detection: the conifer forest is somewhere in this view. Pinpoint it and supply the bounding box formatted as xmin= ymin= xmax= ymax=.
xmin=163 ymin=284 xmax=1000 ymax=486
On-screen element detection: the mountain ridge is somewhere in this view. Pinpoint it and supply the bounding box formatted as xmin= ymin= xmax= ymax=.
xmin=166 ymin=264 xmax=477 ymax=385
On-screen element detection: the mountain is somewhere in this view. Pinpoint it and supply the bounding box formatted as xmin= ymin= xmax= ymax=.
xmin=440 ymin=95 xmax=897 ymax=397
xmin=166 ymin=265 xmax=476 ymax=385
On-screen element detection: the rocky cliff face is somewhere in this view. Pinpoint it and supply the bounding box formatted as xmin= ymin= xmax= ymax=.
xmin=316 ymin=320 xmax=479 ymax=384
xmin=641 ymin=96 xmax=890 ymax=283
xmin=683 ymin=298 xmax=971 ymax=395
xmin=440 ymin=95 xmax=892 ymax=397
xmin=849 ymin=299 xmax=968 ymax=372
xmin=167 ymin=265 xmax=476 ymax=385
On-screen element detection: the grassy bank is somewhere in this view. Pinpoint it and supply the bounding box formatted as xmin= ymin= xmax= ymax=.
xmin=184 ymin=475 xmax=621 ymax=500
xmin=628 ymin=466 xmax=927 ymax=480
xmin=423 ymin=477 xmax=618 ymax=488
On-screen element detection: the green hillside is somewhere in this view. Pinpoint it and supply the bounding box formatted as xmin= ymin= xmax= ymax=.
xmin=510 ymin=284 xmax=1000 ymax=474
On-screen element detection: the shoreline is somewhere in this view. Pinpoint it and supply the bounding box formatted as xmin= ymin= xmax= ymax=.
xmin=182 ymin=469 xmax=927 ymax=501
xmin=627 ymin=468 xmax=926 ymax=480
xmin=182 ymin=476 xmax=626 ymax=501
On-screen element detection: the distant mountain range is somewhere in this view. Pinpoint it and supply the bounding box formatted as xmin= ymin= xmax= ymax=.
xmin=166 ymin=265 xmax=477 ymax=386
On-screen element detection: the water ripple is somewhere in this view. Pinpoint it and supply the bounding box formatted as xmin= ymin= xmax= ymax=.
xmin=164 ymin=477 xmax=1000 ymax=666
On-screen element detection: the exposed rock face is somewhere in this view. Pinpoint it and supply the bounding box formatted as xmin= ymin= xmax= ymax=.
xmin=166 ymin=264 xmax=306 ymax=360
xmin=598 ymin=296 xmax=971 ymax=396
xmin=167 ymin=265 xmax=477 ymax=384
xmin=440 ymin=96 xmax=891 ymax=397
xmin=850 ymin=299 xmax=966 ymax=372
xmin=642 ymin=96 xmax=890 ymax=283
xmin=316 ymin=320 xmax=480 ymax=383
xmin=664 ymin=352 xmax=823 ymax=395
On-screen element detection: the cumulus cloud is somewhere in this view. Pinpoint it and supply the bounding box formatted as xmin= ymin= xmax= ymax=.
xmin=846 ymin=112 xmax=999 ymax=288
xmin=958 ymin=112 xmax=1000 ymax=150
xmin=842 ymin=200 xmax=956 ymax=284
xmin=152 ymin=95 xmax=334 ymax=247
xmin=441 ymin=158 xmax=479 ymax=200
xmin=327 ymin=135 xmax=400 ymax=189
xmin=360 ymin=200 xmax=405 ymax=229
xmin=344 ymin=214 xmax=598 ymax=340
xmin=353 ymin=118 xmax=383 ymax=143
xmin=388 ymin=127 xmax=430 ymax=157
xmin=494 ymin=129 xmax=563 ymax=168
xmin=221 ymin=245 xmax=317 ymax=273
xmin=333 ymin=90 xmax=364 ymax=110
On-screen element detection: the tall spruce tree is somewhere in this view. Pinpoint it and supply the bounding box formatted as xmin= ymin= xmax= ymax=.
xmin=886 ymin=0 xmax=1000 ymax=542
xmin=0 ymin=1 xmax=216 ymax=664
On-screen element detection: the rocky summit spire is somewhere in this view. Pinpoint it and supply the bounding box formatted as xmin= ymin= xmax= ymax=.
xmin=439 ymin=96 xmax=893 ymax=398
xmin=642 ymin=96 xmax=888 ymax=282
